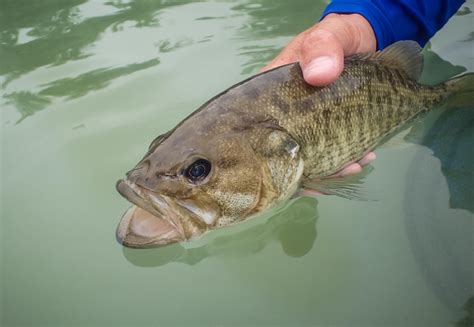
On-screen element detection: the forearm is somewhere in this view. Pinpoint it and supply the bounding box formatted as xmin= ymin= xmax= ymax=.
xmin=322 ymin=0 xmax=466 ymax=49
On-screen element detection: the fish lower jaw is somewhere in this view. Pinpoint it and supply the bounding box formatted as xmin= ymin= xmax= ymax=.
xmin=116 ymin=180 xmax=187 ymax=247
xmin=116 ymin=206 xmax=185 ymax=248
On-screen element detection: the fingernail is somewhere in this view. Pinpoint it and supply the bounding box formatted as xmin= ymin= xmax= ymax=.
xmin=303 ymin=56 xmax=335 ymax=78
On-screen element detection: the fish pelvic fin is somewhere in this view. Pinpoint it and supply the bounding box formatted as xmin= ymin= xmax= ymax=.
xmin=445 ymin=72 xmax=474 ymax=108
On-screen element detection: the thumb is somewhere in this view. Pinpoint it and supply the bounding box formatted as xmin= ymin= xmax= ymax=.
xmin=299 ymin=28 xmax=344 ymax=86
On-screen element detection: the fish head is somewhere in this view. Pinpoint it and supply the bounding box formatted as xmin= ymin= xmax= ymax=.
xmin=116 ymin=125 xmax=276 ymax=248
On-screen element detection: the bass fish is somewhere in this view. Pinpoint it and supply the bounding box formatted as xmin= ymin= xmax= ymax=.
xmin=116 ymin=41 xmax=473 ymax=248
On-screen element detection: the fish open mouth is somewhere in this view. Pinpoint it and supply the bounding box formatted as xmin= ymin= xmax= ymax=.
xmin=116 ymin=179 xmax=186 ymax=248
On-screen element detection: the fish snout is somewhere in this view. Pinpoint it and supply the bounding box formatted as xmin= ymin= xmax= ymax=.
xmin=126 ymin=162 xmax=161 ymax=192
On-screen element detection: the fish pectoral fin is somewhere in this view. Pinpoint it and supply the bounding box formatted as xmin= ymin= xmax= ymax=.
xmin=301 ymin=170 xmax=376 ymax=201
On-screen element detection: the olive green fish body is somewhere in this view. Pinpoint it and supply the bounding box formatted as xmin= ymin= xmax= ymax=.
xmin=257 ymin=59 xmax=447 ymax=178
xmin=116 ymin=41 xmax=473 ymax=248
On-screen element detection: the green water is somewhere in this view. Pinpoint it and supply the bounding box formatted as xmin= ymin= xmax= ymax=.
xmin=1 ymin=0 xmax=473 ymax=326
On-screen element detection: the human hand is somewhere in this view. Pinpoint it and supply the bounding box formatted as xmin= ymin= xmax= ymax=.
xmin=262 ymin=13 xmax=377 ymax=176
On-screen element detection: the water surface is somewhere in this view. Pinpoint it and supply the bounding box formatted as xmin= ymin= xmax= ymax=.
xmin=1 ymin=0 xmax=473 ymax=326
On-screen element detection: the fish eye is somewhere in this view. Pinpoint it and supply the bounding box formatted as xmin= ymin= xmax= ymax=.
xmin=185 ymin=159 xmax=211 ymax=182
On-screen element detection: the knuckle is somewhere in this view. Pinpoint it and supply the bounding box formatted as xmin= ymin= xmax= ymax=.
xmin=305 ymin=28 xmax=338 ymax=44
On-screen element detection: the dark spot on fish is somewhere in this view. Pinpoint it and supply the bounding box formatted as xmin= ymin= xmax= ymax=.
xmin=386 ymin=92 xmax=392 ymax=106
xmin=406 ymin=97 xmax=413 ymax=108
xmin=356 ymin=104 xmax=364 ymax=121
xmin=402 ymin=75 xmax=412 ymax=89
xmin=422 ymin=95 xmax=430 ymax=106
xmin=271 ymin=94 xmax=290 ymax=113
xmin=317 ymin=90 xmax=327 ymax=103
xmin=344 ymin=107 xmax=352 ymax=122
xmin=321 ymin=107 xmax=332 ymax=135
xmin=394 ymin=69 xmax=404 ymax=84
xmin=375 ymin=65 xmax=384 ymax=82
xmin=344 ymin=109 xmax=353 ymax=140
xmin=399 ymin=96 xmax=405 ymax=108
xmin=363 ymin=65 xmax=373 ymax=77
xmin=328 ymin=86 xmax=342 ymax=106
xmin=217 ymin=158 xmax=238 ymax=169
xmin=296 ymin=97 xmax=315 ymax=112
xmin=241 ymin=85 xmax=260 ymax=100
xmin=386 ymin=100 xmax=395 ymax=126
xmin=376 ymin=95 xmax=382 ymax=105
xmin=387 ymin=71 xmax=397 ymax=90
xmin=322 ymin=107 xmax=331 ymax=120
xmin=367 ymin=83 xmax=373 ymax=103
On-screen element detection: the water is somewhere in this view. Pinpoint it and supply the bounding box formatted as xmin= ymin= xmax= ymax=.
xmin=1 ymin=0 xmax=473 ymax=326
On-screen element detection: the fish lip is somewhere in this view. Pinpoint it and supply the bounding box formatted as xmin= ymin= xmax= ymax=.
xmin=116 ymin=179 xmax=186 ymax=244
xmin=116 ymin=179 xmax=164 ymax=217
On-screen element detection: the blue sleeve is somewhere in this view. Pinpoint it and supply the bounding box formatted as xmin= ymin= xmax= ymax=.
xmin=321 ymin=0 xmax=465 ymax=50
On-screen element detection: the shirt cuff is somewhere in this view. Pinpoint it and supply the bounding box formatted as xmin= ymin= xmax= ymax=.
xmin=321 ymin=1 xmax=396 ymax=50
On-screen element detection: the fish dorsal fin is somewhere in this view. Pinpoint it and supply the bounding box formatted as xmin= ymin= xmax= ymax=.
xmin=352 ymin=41 xmax=423 ymax=81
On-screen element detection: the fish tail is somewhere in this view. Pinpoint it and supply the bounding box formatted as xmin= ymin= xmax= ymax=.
xmin=444 ymin=72 xmax=474 ymax=108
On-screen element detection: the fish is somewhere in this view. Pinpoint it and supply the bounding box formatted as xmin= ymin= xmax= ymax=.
xmin=116 ymin=41 xmax=473 ymax=248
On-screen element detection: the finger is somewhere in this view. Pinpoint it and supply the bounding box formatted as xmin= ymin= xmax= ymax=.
xmin=336 ymin=163 xmax=363 ymax=177
xmin=260 ymin=36 xmax=304 ymax=72
xmin=299 ymin=28 xmax=344 ymax=86
xmin=358 ymin=152 xmax=376 ymax=166
xmin=298 ymin=189 xmax=324 ymax=197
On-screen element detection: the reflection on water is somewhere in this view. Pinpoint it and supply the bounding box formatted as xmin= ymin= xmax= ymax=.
xmin=5 ymin=58 xmax=160 ymax=122
xmin=419 ymin=45 xmax=466 ymax=85
xmin=404 ymin=42 xmax=474 ymax=323
xmin=230 ymin=0 xmax=326 ymax=75
xmin=404 ymin=110 xmax=474 ymax=320
xmin=39 ymin=58 xmax=160 ymax=100
xmin=1 ymin=0 xmax=185 ymax=78
xmin=0 ymin=0 xmax=87 ymax=78
xmin=3 ymin=91 xmax=51 ymax=124
xmin=418 ymin=44 xmax=473 ymax=211
xmin=456 ymin=5 xmax=472 ymax=16
xmin=231 ymin=0 xmax=325 ymax=38
xmin=238 ymin=44 xmax=280 ymax=75
xmin=1 ymin=0 xmax=190 ymax=122
xmin=456 ymin=296 xmax=474 ymax=326
xmin=123 ymin=197 xmax=318 ymax=267
xmin=422 ymin=107 xmax=474 ymax=211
